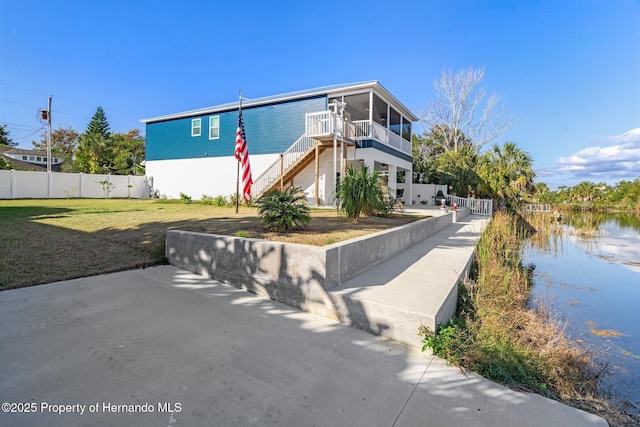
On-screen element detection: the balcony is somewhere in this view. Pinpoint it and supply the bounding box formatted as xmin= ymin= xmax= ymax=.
xmin=305 ymin=111 xmax=356 ymax=143
xmin=354 ymin=120 xmax=412 ymax=156
xmin=305 ymin=111 xmax=412 ymax=156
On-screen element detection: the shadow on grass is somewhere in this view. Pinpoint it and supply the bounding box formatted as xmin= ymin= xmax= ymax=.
xmin=0 ymin=201 xmax=421 ymax=290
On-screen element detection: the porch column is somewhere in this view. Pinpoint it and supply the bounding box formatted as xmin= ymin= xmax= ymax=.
xmin=389 ymin=164 xmax=397 ymax=196
xmin=368 ymin=92 xmax=373 ymax=127
xmin=341 ymin=143 xmax=347 ymax=177
xmin=408 ymin=165 xmax=413 ymax=205
xmin=314 ymin=144 xmax=320 ymax=206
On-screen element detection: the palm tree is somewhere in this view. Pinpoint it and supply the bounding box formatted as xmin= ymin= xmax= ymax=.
xmin=335 ymin=165 xmax=386 ymax=223
xmin=571 ymin=181 xmax=599 ymax=203
xmin=436 ymin=145 xmax=479 ymax=197
xmin=477 ymin=142 xmax=535 ymax=211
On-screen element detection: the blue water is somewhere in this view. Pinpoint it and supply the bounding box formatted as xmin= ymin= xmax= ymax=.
xmin=524 ymin=213 xmax=640 ymax=414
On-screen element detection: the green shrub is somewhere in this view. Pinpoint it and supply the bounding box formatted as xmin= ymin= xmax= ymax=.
xmin=256 ymin=186 xmax=310 ymax=232
xmin=201 ymin=195 xmax=229 ymax=206
xmin=335 ymin=165 xmax=387 ymax=223
xmin=179 ymin=192 xmax=192 ymax=203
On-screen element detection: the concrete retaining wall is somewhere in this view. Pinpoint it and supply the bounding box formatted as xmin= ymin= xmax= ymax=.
xmin=166 ymin=207 xmax=470 ymax=311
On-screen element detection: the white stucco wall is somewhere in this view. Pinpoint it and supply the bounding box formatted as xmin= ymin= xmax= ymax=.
xmin=146 ymin=154 xmax=279 ymax=199
xmin=146 ymin=145 xmax=413 ymax=204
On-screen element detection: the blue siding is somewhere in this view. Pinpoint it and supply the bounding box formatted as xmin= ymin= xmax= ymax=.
xmin=146 ymin=96 xmax=327 ymax=161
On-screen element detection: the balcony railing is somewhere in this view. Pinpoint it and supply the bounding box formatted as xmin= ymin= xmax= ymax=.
xmin=354 ymin=120 xmax=412 ymax=155
xmin=305 ymin=111 xmax=356 ymax=141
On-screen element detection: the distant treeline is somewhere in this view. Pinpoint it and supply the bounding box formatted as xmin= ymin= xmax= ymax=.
xmin=534 ymin=178 xmax=640 ymax=211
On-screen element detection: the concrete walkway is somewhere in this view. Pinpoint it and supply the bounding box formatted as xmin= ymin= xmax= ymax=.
xmin=320 ymin=214 xmax=489 ymax=348
xmin=0 ymin=265 xmax=607 ymax=426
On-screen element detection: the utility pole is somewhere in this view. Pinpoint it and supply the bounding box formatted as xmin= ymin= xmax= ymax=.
xmin=46 ymin=96 xmax=52 ymax=172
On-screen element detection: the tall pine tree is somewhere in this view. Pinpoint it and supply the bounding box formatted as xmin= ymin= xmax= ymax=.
xmin=86 ymin=106 xmax=111 ymax=138
xmin=0 ymin=124 xmax=17 ymax=147
xmin=75 ymin=106 xmax=113 ymax=174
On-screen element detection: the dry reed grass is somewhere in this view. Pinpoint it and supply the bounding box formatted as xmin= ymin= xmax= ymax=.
xmin=423 ymin=211 xmax=637 ymax=426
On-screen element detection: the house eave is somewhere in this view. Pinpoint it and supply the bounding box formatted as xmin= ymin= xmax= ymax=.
xmin=141 ymin=81 xmax=418 ymax=124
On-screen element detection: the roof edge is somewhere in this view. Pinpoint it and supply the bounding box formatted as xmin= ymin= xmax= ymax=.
xmin=141 ymin=80 xmax=418 ymax=124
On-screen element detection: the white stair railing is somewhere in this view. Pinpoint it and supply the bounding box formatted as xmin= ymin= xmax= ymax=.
xmin=252 ymin=134 xmax=318 ymax=198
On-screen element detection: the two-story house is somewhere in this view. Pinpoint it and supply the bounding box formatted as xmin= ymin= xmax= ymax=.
xmin=142 ymin=81 xmax=417 ymax=205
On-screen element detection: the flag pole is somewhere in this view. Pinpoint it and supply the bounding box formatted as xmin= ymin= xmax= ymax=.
xmin=235 ymin=90 xmax=242 ymax=214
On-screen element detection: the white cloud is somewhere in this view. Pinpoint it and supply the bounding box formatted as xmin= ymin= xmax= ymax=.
xmin=555 ymin=128 xmax=640 ymax=183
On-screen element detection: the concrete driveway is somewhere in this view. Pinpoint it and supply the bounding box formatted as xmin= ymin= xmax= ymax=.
xmin=0 ymin=266 xmax=607 ymax=426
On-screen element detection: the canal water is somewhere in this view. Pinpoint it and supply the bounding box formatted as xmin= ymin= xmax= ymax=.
xmin=523 ymin=212 xmax=640 ymax=415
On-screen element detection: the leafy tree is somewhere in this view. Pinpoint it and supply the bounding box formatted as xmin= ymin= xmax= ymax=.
xmin=537 ymin=178 xmax=640 ymax=210
xmin=0 ymin=124 xmax=17 ymax=147
xmin=32 ymin=126 xmax=80 ymax=172
xmin=75 ymin=107 xmax=114 ymax=174
xmin=421 ymin=67 xmax=514 ymax=153
xmin=75 ymin=132 xmax=113 ymax=174
xmin=75 ymin=106 xmax=145 ymax=175
xmin=477 ymin=142 xmax=535 ymax=211
xmin=335 ymin=164 xmax=386 ymax=223
xmin=435 ymin=145 xmax=480 ymax=197
xmin=257 ymin=186 xmax=311 ymax=232
xmin=413 ymin=126 xmax=475 ymax=188
xmin=0 ymin=157 xmax=11 ymax=170
xmin=530 ymin=182 xmax=556 ymax=204
xmin=110 ymin=129 xmax=145 ymax=175
xmin=412 ymin=132 xmax=443 ymax=184
xmin=610 ymin=179 xmax=640 ymax=207
xmin=570 ymin=181 xmax=604 ymax=204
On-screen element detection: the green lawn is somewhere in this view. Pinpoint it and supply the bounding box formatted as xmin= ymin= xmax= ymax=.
xmin=0 ymin=199 xmax=420 ymax=289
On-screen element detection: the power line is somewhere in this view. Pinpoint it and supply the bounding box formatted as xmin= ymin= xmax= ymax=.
xmin=12 ymin=126 xmax=47 ymax=142
xmin=0 ymin=98 xmax=42 ymax=109
xmin=0 ymin=82 xmax=142 ymax=118
xmin=0 ymin=122 xmax=40 ymax=131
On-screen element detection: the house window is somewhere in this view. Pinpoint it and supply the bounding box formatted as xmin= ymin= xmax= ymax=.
xmin=389 ymin=107 xmax=401 ymax=136
xmin=22 ymin=155 xmax=27 ymax=160
xmin=401 ymin=118 xmax=412 ymax=141
xmin=36 ymin=157 xmax=42 ymax=161
xmin=191 ymin=118 xmax=201 ymax=137
xmin=209 ymin=116 xmax=220 ymax=140
xmin=29 ymin=156 xmax=34 ymax=160
xmin=372 ymin=94 xmax=388 ymax=127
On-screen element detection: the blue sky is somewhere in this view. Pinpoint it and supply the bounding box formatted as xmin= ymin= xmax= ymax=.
xmin=1 ymin=0 xmax=638 ymax=188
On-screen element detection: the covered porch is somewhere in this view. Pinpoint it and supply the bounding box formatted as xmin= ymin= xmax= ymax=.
xmin=252 ymin=85 xmax=417 ymax=206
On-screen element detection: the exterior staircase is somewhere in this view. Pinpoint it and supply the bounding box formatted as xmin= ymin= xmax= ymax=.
xmin=252 ymin=135 xmax=322 ymax=198
xmin=252 ymin=107 xmax=356 ymax=199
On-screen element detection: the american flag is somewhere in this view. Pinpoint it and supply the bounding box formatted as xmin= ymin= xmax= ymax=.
xmin=235 ymin=110 xmax=252 ymax=202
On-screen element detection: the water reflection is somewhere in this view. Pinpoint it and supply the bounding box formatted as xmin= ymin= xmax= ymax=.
xmin=524 ymin=212 xmax=640 ymax=415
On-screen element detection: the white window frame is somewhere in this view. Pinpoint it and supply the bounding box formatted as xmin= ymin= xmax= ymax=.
xmin=191 ymin=118 xmax=201 ymax=137
xmin=208 ymin=116 xmax=220 ymax=140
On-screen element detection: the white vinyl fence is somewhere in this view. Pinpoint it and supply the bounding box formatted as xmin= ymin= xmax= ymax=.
xmin=446 ymin=194 xmax=493 ymax=216
xmin=0 ymin=170 xmax=150 ymax=199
